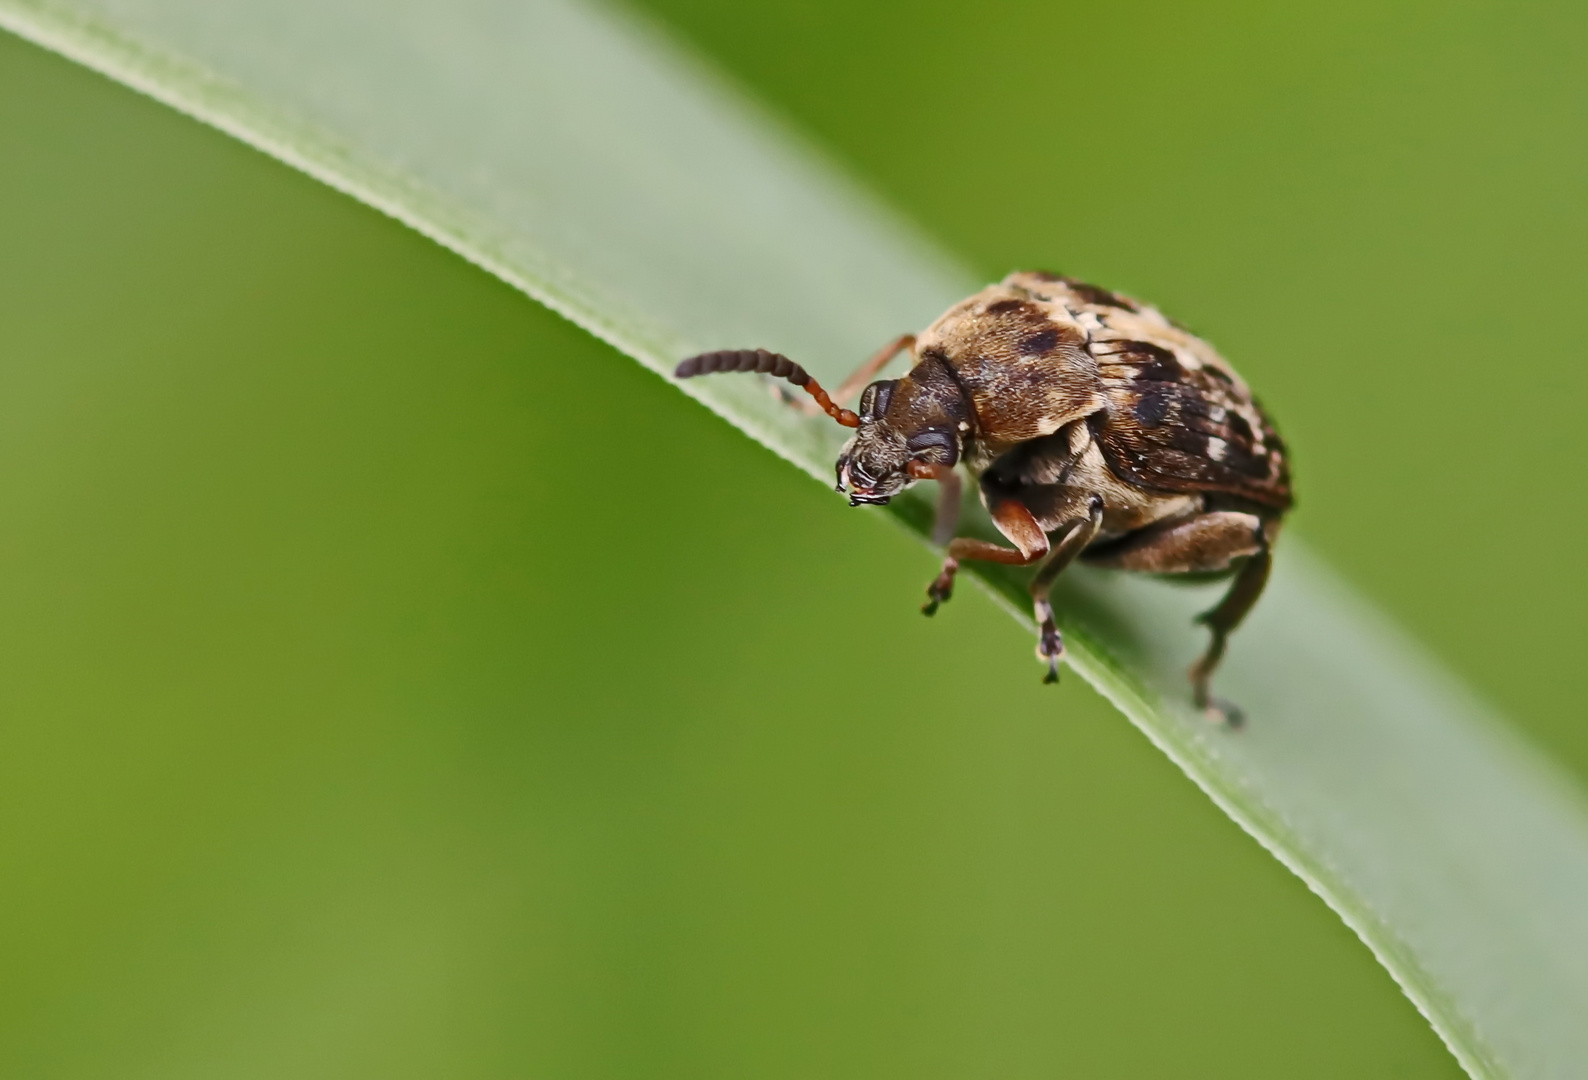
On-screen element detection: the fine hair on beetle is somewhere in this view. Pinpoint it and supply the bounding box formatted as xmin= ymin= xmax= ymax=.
xmin=674 ymin=273 xmax=1292 ymax=725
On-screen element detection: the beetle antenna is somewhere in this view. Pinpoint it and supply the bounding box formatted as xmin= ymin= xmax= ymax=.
xmin=675 ymin=349 xmax=860 ymax=428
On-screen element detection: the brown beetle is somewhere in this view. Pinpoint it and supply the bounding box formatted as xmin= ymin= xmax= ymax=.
xmin=676 ymin=271 xmax=1291 ymax=722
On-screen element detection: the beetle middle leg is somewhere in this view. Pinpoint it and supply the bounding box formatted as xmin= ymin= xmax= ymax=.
xmin=1028 ymin=496 xmax=1104 ymax=683
xmin=917 ymin=467 xmax=965 ymax=615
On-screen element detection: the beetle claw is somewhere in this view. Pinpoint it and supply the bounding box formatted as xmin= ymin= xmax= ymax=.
xmin=1201 ymin=698 xmax=1245 ymax=728
xmin=1035 ymin=611 xmax=1064 ymax=685
xmin=922 ymin=558 xmax=957 ymax=616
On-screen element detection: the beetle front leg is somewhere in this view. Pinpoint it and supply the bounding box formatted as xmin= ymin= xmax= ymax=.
xmin=834 ymin=333 xmax=916 ymax=406
xmin=1029 ymin=496 xmax=1104 ymax=683
xmin=924 ymin=499 xmax=1049 ymax=616
xmin=929 ymin=467 xmax=962 ymax=547
xmin=920 ymin=468 xmax=965 ymax=615
xmin=784 ymin=333 xmax=917 ymax=414
xmin=922 ymin=560 xmax=956 ymax=616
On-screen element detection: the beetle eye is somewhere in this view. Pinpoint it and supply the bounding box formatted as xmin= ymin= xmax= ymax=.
xmin=905 ymin=428 xmax=959 ymax=466
xmin=858 ymin=380 xmax=897 ymax=420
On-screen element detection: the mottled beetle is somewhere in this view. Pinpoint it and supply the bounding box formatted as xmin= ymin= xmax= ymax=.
xmin=676 ymin=272 xmax=1292 ymax=722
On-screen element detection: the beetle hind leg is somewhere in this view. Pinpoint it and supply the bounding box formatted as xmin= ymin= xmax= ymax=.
xmin=1083 ymin=511 xmax=1273 ymax=724
xmin=1189 ymin=544 xmax=1273 ymax=726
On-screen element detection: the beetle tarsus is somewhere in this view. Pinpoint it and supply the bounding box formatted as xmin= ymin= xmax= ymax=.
xmin=922 ymin=557 xmax=958 ymax=616
xmin=1035 ymin=599 xmax=1064 ymax=683
xmin=1191 ymin=632 xmax=1245 ymax=726
xmin=1195 ymin=688 xmax=1245 ymax=728
xmin=1186 ymin=544 xmax=1272 ymax=728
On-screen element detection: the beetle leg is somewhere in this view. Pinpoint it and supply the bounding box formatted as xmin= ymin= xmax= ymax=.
xmin=1081 ymin=511 xmax=1263 ymax=573
xmin=789 ymin=333 xmax=917 ymax=415
xmin=923 ymin=498 xmax=1048 ymax=615
xmin=922 ymin=559 xmax=956 ymax=616
xmin=1078 ymin=511 xmax=1276 ymax=723
xmin=919 ymin=472 xmax=966 ymax=612
xmin=1028 ymin=496 xmax=1105 ymax=684
xmin=834 ymin=333 xmax=916 ymax=406
xmin=1189 ymin=541 xmax=1273 ymax=727
xmin=913 ymin=463 xmax=963 ymax=614
xmin=930 ymin=468 xmax=962 ymax=547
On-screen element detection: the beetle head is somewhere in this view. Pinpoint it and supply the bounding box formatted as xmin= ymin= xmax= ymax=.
xmin=668 ymin=344 xmax=972 ymax=508
xmin=835 ymin=378 xmax=964 ymax=506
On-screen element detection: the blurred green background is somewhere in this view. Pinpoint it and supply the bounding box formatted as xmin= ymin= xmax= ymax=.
xmin=0 ymin=0 xmax=1582 ymax=1075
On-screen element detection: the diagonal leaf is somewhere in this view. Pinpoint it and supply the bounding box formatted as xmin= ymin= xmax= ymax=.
xmin=3 ymin=0 xmax=1587 ymax=1076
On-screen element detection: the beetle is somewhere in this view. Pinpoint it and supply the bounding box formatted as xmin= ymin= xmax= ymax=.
xmin=675 ymin=271 xmax=1292 ymax=723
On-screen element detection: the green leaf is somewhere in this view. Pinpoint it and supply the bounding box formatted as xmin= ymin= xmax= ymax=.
xmin=2 ymin=0 xmax=1586 ymax=1076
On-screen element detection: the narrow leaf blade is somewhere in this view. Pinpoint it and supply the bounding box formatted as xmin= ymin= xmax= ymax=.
xmin=3 ymin=1 xmax=1586 ymax=1076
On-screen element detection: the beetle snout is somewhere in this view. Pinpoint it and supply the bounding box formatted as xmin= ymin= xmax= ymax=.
xmin=836 ymin=458 xmax=898 ymax=506
xmin=835 ymin=422 xmax=914 ymax=506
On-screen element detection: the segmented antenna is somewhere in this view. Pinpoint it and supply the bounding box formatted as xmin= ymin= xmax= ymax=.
xmin=674 ymin=349 xmax=859 ymax=428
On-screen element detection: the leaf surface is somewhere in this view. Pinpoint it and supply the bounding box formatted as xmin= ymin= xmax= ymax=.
xmin=3 ymin=1 xmax=1586 ymax=1076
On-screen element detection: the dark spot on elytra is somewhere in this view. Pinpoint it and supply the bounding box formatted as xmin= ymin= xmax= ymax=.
xmin=984 ymin=298 xmax=1030 ymax=315
xmin=1170 ymin=426 xmax=1208 ymax=454
xmin=1117 ymin=340 xmax=1176 ymax=363
xmin=1230 ymin=448 xmax=1274 ymax=478
xmin=1104 ymin=340 xmax=1180 ymax=381
xmin=1029 ymin=270 xmax=1066 ymax=282
xmin=1225 ymin=411 xmax=1255 ymax=443
xmin=1133 ymin=387 xmax=1173 ymax=428
xmin=1018 ymin=327 xmax=1062 ymax=356
xmin=1064 ymin=280 xmax=1139 ymax=312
